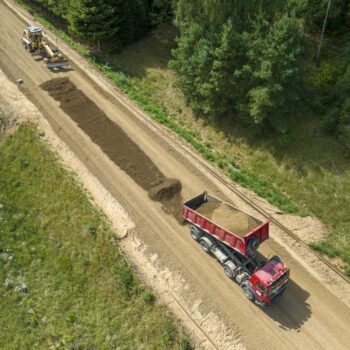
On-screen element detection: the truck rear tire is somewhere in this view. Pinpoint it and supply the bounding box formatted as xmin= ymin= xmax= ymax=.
xmin=223 ymin=261 xmax=237 ymax=279
xmin=200 ymin=239 xmax=210 ymax=253
xmin=190 ymin=226 xmax=204 ymax=241
xmin=247 ymin=236 xmax=260 ymax=254
xmin=199 ymin=236 xmax=214 ymax=254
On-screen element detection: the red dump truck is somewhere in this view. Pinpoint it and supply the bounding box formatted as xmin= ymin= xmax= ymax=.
xmin=182 ymin=192 xmax=289 ymax=306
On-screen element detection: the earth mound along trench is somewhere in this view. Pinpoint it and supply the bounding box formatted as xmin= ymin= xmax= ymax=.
xmin=41 ymin=77 xmax=183 ymax=220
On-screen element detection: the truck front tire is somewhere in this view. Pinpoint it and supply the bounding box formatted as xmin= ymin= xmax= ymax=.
xmin=242 ymin=286 xmax=255 ymax=301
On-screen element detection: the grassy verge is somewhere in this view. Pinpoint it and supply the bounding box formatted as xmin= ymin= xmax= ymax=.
xmin=0 ymin=124 xmax=190 ymax=349
xmin=15 ymin=1 xmax=350 ymax=275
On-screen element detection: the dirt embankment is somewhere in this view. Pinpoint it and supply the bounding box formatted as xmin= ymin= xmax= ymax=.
xmin=0 ymin=78 xmax=37 ymax=138
xmin=41 ymin=77 xmax=183 ymax=220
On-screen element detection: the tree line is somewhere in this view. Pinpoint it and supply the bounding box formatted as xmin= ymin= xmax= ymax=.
xmin=171 ymin=0 xmax=350 ymax=144
xmin=32 ymin=0 xmax=350 ymax=148
xmin=32 ymin=0 xmax=172 ymax=51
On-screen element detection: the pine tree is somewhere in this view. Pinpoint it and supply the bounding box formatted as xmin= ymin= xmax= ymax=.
xmin=245 ymin=14 xmax=302 ymax=131
xmin=68 ymin=0 xmax=151 ymax=52
xmin=68 ymin=0 xmax=122 ymax=51
xmin=209 ymin=20 xmax=249 ymax=118
xmin=171 ymin=1 xmax=303 ymax=132
xmin=169 ymin=22 xmax=214 ymax=111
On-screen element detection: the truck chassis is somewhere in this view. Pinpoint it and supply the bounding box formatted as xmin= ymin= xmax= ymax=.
xmin=190 ymin=224 xmax=266 ymax=305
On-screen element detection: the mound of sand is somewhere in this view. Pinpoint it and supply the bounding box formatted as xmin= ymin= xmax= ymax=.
xmin=149 ymin=178 xmax=182 ymax=201
xmin=196 ymin=201 xmax=261 ymax=237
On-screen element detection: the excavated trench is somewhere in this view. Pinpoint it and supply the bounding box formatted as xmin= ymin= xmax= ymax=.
xmin=41 ymin=77 xmax=183 ymax=220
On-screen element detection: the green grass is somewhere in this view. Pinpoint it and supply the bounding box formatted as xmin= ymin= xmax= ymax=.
xmin=0 ymin=124 xmax=191 ymax=349
xmin=15 ymin=1 xmax=350 ymax=274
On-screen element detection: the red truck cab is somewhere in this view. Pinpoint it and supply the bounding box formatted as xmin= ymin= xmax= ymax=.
xmin=246 ymin=256 xmax=289 ymax=306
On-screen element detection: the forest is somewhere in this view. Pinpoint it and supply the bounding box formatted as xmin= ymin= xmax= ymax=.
xmin=29 ymin=0 xmax=350 ymax=150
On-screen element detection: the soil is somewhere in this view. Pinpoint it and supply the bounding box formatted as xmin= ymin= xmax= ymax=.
xmin=40 ymin=77 xmax=183 ymax=220
xmin=196 ymin=201 xmax=261 ymax=237
xmin=149 ymin=178 xmax=182 ymax=201
xmin=149 ymin=178 xmax=183 ymax=221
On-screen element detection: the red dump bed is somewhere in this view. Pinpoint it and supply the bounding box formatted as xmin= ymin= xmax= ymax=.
xmin=183 ymin=192 xmax=269 ymax=256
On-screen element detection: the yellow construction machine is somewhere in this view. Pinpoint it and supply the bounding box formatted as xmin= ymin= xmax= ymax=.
xmin=21 ymin=26 xmax=69 ymax=69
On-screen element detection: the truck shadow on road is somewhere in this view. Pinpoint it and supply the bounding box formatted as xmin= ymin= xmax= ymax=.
xmin=262 ymin=278 xmax=311 ymax=331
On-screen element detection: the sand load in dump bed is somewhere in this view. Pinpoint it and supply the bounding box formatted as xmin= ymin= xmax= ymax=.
xmin=195 ymin=201 xmax=262 ymax=237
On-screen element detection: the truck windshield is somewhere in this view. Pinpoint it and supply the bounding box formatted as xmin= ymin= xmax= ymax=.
xmin=268 ymin=270 xmax=289 ymax=293
xmin=255 ymin=282 xmax=266 ymax=292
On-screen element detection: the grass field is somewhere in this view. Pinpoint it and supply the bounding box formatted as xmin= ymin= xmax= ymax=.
xmin=0 ymin=124 xmax=190 ymax=349
xmin=14 ymin=1 xmax=350 ymax=276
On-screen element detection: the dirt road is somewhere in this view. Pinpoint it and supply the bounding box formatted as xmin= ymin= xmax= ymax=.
xmin=1 ymin=1 xmax=350 ymax=349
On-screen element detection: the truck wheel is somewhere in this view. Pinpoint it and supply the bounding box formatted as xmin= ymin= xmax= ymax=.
xmin=224 ymin=265 xmax=234 ymax=279
xmin=199 ymin=238 xmax=210 ymax=253
xmin=223 ymin=261 xmax=237 ymax=279
xmin=190 ymin=226 xmax=203 ymax=241
xmin=247 ymin=236 xmax=260 ymax=255
xmin=242 ymin=287 xmax=255 ymax=301
xmin=200 ymin=239 xmax=209 ymax=253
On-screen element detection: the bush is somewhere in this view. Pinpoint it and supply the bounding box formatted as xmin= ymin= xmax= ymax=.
xmin=321 ymin=112 xmax=338 ymax=133
xmin=118 ymin=264 xmax=135 ymax=294
xmin=142 ymin=290 xmax=156 ymax=304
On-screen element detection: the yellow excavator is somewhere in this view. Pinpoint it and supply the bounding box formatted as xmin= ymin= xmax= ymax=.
xmin=21 ymin=26 xmax=69 ymax=69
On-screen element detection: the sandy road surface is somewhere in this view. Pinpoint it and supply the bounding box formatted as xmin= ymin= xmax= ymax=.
xmin=1 ymin=1 xmax=350 ymax=349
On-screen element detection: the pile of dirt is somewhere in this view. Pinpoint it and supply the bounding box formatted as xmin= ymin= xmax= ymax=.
xmin=41 ymin=77 xmax=183 ymax=219
xmin=149 ymin=179 xmax=182 ymax=201
xmin=196 ymin=201 xmax=261 ymax=237
xmin=149 ymin=178 xmax=183 ymax=222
